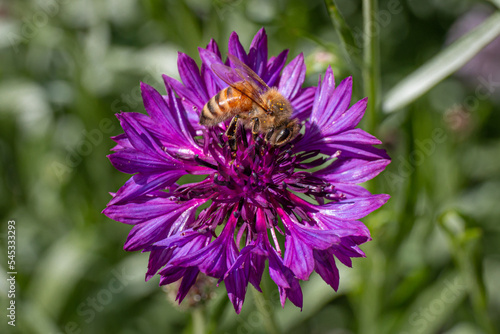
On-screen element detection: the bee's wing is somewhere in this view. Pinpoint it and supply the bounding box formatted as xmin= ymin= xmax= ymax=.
xmin=211 ymin=55 xmax=270 ymax=112
xmin=226 ymin=54 xmax=270 ymax=91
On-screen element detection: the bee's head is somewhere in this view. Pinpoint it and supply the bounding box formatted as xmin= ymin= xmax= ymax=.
xmin=265 ymin=119 xmax=300 ymax=146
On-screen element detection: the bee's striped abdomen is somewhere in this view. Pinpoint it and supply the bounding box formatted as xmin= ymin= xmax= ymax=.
xmin=200 ymin=84 xmax=253 ymax=126
xmin=199 ymin=92 xmax=222 ymax=125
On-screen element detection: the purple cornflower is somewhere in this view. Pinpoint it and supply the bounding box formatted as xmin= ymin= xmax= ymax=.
xmin=103 ymin=28 xmax=390 ymax=313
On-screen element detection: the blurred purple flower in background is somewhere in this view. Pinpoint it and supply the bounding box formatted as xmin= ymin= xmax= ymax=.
xmin=103 ymin=28 xmax=390 ymax=313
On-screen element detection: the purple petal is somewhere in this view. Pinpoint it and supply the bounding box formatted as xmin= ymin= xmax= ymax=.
xmin=266 ymin=239 xmax=303 ymax=309
xmin=310 ymin=67 xmax=335 ymax=126
xmin=198 ymin=48 xmax=227 ymax=89
xmin=323 ymin=143 xmax=390 ymax=160
xmin=107 ymin=149 xmax=179 ymax=175
xmin=172 ymin=215 xmax=239 ymax=279
xmin=316 ymin=194 xmax=390 ymax=221
xmin=265 ymin=49 xmax=288 ymax=86
xmin=298 ymin=128 xmax=390 ymax=160
xmin=177 ymin=52 xmax=208 ymax=106
xmin=314 ymin=216 xmax=371 ymax=243
xmin=332 ymin=248 xmax=353 ymax=267
xmin=146 ymin=248 xmax=173 ymax=280
xmin=206 ymin=38 xmax=221 ymax=58
xmin=228 ymin=31 xmax=248 ymax=63
xmin=324 ymin=128 xmax=381 ymax=145
xmin=198 ymin=39 xmax=223 ymax=102
xmin=310 ymin=74 xmax=353 ymax=130
xmin=322 ymin=76 xmax=353 ymax=125
xmin=313 ymin=249 xmax=340 ymax=291
xmin=162 ymin=75 xmax=203 ymax=111
xmin=157 ymin=265 xmax=202 ymax=304
xmin=334 ymin=183 xmax=373 ymax=198
xmin=284 ymin=231 xmax=314 ymax=281
xmin=282 ymin=215 xmax=341 ymax=280
xmin=249 ymin=249 xmax=266 ymax=291
xmin=152 ymin=230 xmax=211 ymax=282
xmin=103 ymin=196 xmax=202 ymax=226
xmin=325 ymin=97 xmax=367 ymax=134
xmin=225 ymin=260 xmax=250 ymax=313
xmin=121 ymin=199 xmax=201 ymax=251
xmin=248 ymin=28 xmax=268 ymax=77
xmin=278 ymin=53 xmax=306 ymax=100
xmin=116 ymin=111 xmax=165 ymax=158
xmin=140 ymin=83 xmax=202 ymax=155
xmin=291 ymin=86 xmax=316 ymax=121
xmin=110 ymin=133 xmax=132 ymax=151
xmin=200 ymin=63 xmax=218 ymax=104
xmin=108 ymin=171 xmax=185 ymax=205
xmin=314 ymin=158 xmax=390 ymax=184
xmin=226 ymin=239 xmax=266 ymax=293
xmin=158 ymin=265 xmax=186 ymax=285
xmin=176 ymin=267 xmax=200 ymax=303
xmin=333 ymin=239 xmax=367 ymax=259
xmin=152 ymin=228 xmax=210 ymax=249
xmin=162 ymin=82 xmax=203 ymax=151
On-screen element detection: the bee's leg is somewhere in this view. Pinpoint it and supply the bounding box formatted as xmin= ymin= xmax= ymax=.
xmin=225 ymin=115 xmax=239 ymax=152
xmin=251 ymin=117 xmax=260 ymax=141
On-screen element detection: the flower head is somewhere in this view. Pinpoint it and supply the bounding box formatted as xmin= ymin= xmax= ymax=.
xmin=103 ymin=28 xmax=390 ymax=313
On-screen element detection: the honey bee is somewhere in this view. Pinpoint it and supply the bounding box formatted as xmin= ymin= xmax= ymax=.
xmin=200 ymin=54 xmax=300 ymax=149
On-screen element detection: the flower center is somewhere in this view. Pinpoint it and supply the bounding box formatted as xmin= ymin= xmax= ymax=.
xmin=174 ymin=127 xmax=341 ymax=207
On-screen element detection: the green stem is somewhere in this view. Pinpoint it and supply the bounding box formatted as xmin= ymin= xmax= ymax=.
xmin=192 ymin=307 xmax=205 ymax=334
xmin=206 ymin=295 xmax=229 ymax=334
xmin=362 ymin=0 xmax=380 ymax=135
xmin=324 ymin=0 xmax=362 ymax=68
xmin=440 ymin=213 xmax=496 ymax=334
xmin=359 ymin=2 xmax=381 ymax=332
xmin=358 ymin=243 xmax=384 ymax=334
xmin=252 ymin=287 xmax=281 ymax=334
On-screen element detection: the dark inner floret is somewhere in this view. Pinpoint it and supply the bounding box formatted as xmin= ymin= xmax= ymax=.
xmin=169 ymin=126 xmax=341 ymax=239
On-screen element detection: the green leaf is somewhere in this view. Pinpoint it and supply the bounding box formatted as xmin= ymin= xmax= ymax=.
xmin=489 ymin=0 xmax=500 ymax=9
xmin=383 ymin=11 xmax=500 ymax=113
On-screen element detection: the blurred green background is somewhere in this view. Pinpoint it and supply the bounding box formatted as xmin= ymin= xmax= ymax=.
xmin=1 ymin=0 xmax=500 ymax=333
